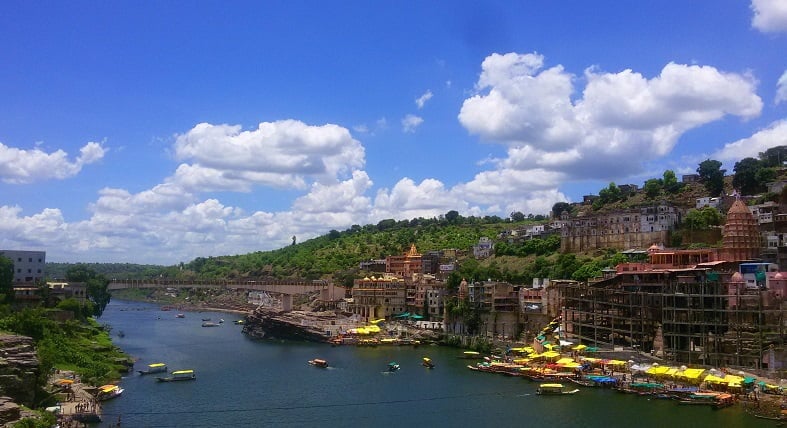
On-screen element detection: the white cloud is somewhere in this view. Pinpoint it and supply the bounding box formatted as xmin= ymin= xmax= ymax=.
xmin=415 ymin=90 xmax=433 ymax=109
xmin=459 ymin=52 xmax=762 ymax=183
xmin=713 ymin=120 xmax=787 ymax=162
xmin=0 ymin=141 xmax=106 ymax=184
xmin=401 ymin=114 xmax=424 ymax=133
xmin=752 ymin=0 xmax=787 ymax=33
xmin=173 ymin=120 xmax=365 ymax=190
xmin=777 ymin=70 xmax=787 ymax=104
xmin=373 ymin=178 xmax=468 ymax=220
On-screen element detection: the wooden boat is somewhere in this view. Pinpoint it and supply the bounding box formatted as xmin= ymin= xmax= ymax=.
xmin=422 ymin=357 xmax=435 ymax=369
xmin=713 ymin=393 xmax=735 ymax=409
xmin=157 ymin=369 xmax=196 ymax=382
xmin=387 ymin=362 xmax=400 ymax=372
xmin=234 ymin=319 xmax=245 ymax=325
xmin=95 ymin=384 xmax=124 ymax=401
xmin=202 ymin=321 xmax=219 ymax=327
xmin=176 ymin=313 xmax=185 ymax=318
xmin=202 ymin=318 xmax=211 ymax=321
xmin=678 ymin=391 xmax=722 ymax=405
xmin=460 ymin=351 xmax=481 ymax=359
xmin=138 ymin=362 xmax=167 ymax=375
xmin=308 ymin=358 xmax=329 ymax=368
xmin=536 ymin=383 xmax=580 ymax=395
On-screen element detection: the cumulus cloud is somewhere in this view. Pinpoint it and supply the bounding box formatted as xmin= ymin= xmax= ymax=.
xmin=751 ymin=0 xmax=787 ymax=32
xmin=401 ymin=114 xmax=424 ymax=133
xmin=459 ymin=52 xmax=762 ymax=182
xmin=777 ymin=70 xmax=787 ymax=104
xmin=415 ymin=90 xmax=433 ymax=109
xmin=372 ymin=178 xmax=469 ymax=220
xmin=713 ymin=120 xmax=787 ymax=162
xmin=172 ymin=120 xmax=364 ymax=191
xmin=0 ymin=141 xmax=106 ymax=184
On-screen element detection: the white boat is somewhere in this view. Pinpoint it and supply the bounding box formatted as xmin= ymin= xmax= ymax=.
xmin=95 ymin=384 xmax=124 ymax=401
xmin=202 ymin=321 xmax=219 ymax=327
xmin=536 ymin=383 xmax=579 ymax=395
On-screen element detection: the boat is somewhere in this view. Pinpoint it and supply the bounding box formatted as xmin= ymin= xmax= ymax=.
xmin=138 ymin=363 xmax=167 ymax=375
xmin=536 ymin=383 xmax=580 ymax=395
xmin=234 ymin=319 xmax=245 ymax=325
xmin=678 ymin=392 xmax=723 ymax=405
xmin=202 ymin=318 xmax=211 ymax=321
xmin=176 ymin=313 xmax=185 ymax=318
xmin=308 ymin=358 xmax=329 ymax=368
xmin=202 ymin=321 xmax=219 ymax=327
xmin=387 ymin=362 xmax=400 ymax=372
xmin=422 ymin=357 xmax=435 ymax=369
xmin=460 ymin=351 xmax=481 ymax=359
xmin=157 ymin=369 xmax=196 ymax=382
xmin=713 ymin=393 xmax=735 ymax=409
xmin=219 ymin=319 xmax=225 ymax=324
xmin=95 ymin=384 xmax=124 ymax=401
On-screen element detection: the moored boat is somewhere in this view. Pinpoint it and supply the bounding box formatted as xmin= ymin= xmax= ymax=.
xmin=536 ymin=383 xmax=579 ymax=395
xmin=308 ymin=358 xmax=329 ymax=368
xmin=95 ymin=384 xmax=124 ymax=401
xmin=138 ymin=362 xmax=167 ymax=375
xmin=157 ymin=369 xmax=196 ymax=382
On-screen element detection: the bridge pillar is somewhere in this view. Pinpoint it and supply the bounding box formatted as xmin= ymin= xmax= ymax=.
xmin=281 ymin=294 xmax=293 ymax=312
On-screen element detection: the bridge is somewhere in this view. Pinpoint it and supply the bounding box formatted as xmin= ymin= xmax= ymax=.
xmin=108 ymin=279 xmax=346 ymax=311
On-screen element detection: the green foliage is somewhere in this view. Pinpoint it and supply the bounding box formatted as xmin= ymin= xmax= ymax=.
xmin=12 ymin=412 xmax=56 ymax=428
xmin=683 ymin=207 xmax=723 ymax=230
xmin=65 ymin=265 xmax=111 ymax=318
xmin=551 ymin=202 xmax=571 ymax=218
xmin=662 ymin=170 xmax=682 ymax=193
xmin=643 ymin=178 xmax=662 ymax=199
xmin=495 ymin=235 xmax=560 ymax=257
xmin=758 ymin=145 xmax=787 ymax=167
xmin=697 ymin=159 xmax=725 ymax=196
xmin=593 ymin=182 xmax=622 ymax=209
xmin=0 ymin=256 xmax=13 ymax=303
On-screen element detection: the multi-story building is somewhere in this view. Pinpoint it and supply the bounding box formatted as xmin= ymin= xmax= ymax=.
xmin=472 ymin=237 xmax=493 ymax=259
xmin=350 ymin=276 xmax=407 ymax=321
xmin=0 ymin=250 xmax=46 ymax=284
xmin=386 ymin=244 xmax=423 ymax=277
xmin=561 ymin=204 xmax=682 ymax=252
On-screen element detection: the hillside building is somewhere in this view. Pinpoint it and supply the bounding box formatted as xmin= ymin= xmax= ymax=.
xmin=0 ymin=250 xmax=46 ymax=284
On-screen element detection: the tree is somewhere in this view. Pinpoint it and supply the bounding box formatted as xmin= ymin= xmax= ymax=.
xmin=732 ymin=157 xmax=764 ymax=195
xmin=643 ymin=178 xmax=662 ymax=199
xmin=758 ymin=145 xmax=787 ymax=167
xmin=552 ymin=202 xmax=571 ymax=218
xmin=697 ymin=159 xmax=725 ymax=196
xmin=66 ymin=265 xmax=111 ymax=318
xmin=445 ymin=210 xmax=461 ymax=224
xmin=510 ymin=211 xmax=525 ymax=222
xmin=663 ymin=170 xmax=682 ymax=193
xmin=0 ymin=256 xmax=12 ymax=303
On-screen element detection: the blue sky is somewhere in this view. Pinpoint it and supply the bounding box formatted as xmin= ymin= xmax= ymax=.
xmin=2 ymin=1 xmax=787 ymax=264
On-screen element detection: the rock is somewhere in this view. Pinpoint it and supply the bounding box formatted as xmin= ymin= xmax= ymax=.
xmin=0 ymin=335 xmax=38 ymax=407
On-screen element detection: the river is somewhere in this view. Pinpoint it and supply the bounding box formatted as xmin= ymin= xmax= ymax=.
xmin=97 ymin=300 xmax=767 ymax=427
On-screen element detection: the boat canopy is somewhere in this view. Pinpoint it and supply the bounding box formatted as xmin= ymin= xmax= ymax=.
xmin=149 ymin=363 xmax=166 ymax=368
xmin=172 ymin=370 xmax=194 ymax=375
xmin=99 ymin=385 xmax=118 ymax=392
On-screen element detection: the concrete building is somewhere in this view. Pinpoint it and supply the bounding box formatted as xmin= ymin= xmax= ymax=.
xmin=0 ymin=250 xmax=46 ymax=284
xmin=558 ymin=201 xmax=786 ymax=372
xmin=350 ymin=276 xmax=407 ymax=320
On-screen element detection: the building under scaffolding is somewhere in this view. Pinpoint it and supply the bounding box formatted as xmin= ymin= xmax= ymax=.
xmin=559 ymin=200 xmax=786 ymax=374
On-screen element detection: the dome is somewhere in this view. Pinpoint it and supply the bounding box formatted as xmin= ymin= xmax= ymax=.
xmin=730 ymin=272 xmax=744 ymax=282
xmin=774 ymin=272 xmax=784 ymax=280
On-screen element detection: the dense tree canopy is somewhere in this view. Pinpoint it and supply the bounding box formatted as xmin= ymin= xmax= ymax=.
xmin=65 ymin=265 xmax=111 ymax=317
xmin=0 ymin=256 xmax=12 ymax=303
xmin=697 ymin=159 xmax=725 ymax=196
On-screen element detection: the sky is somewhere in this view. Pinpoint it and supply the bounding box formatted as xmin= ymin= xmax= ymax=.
xmin=1 ymin=1 xmax=787 ymax=265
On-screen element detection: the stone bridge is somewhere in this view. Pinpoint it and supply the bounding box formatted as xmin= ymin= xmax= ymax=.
xmin=108 ymin=279 xmax=345 ymax=311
